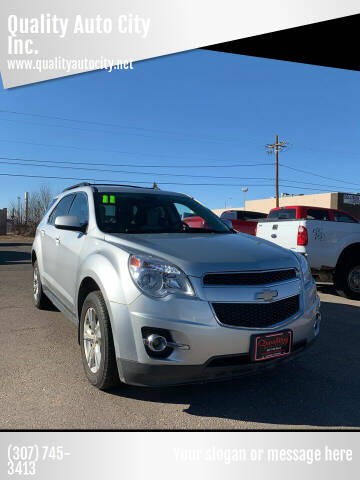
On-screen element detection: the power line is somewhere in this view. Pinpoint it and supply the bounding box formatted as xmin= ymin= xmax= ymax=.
xmin=294 ymin=143 xmax=360 ymax=159
xmin=0 ymin=108 xmax=247 ymax=143
xmin=0 ymin=159 xmax=276 ymax=180
xmin=0 ymin=111 xmax=254 ymax=146
xmin=6 ymin=134 xmax=358 ymax=185
xmin=1 ymin=111 xmax=359 ymax=192
xmin=2 ymin=135 xmax=358 ymax=184
xmin=280 ymin=163 xmax=360 ymax=188
xmin=0 ymin=117 xmax=174 ymax=142
xmin=4 ymin=110 xmax=360 ymax=161
xmin=0 ymin=150 xmax=274 ymax=169
xmin=0 ymin=157 xmax=356 ymax=190
xmin=0 ymin=137 xmax=273 ymax=167
xmin=2 ymin=111 xmax=360 ymax=184
xmin=0 ymin=171 xmax=345 ymax=191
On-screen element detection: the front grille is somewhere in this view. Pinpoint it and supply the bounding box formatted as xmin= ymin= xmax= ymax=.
xmin=203 ymin=269 xmax=297 ymax=286
xmin=212 ymin=295 xmax=300 ymax=328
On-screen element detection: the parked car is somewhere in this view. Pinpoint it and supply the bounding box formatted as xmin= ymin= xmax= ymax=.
xmin=182 ymin=214 xmax=211 ymax=230
xmin=220 ymin=210 xmax=268 ymax=235
xmin=268 ymin=205 xmax=359 ymax=223
xmin=256 ymin=205 xmax=360 ymax=299
xmin=32 ymin=184 xmax=320 ymax=390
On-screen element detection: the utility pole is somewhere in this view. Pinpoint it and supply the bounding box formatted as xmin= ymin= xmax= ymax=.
xmin=266 ymin=135 xmax=288 ymax=207
xmin=24 ymin=192 xmax=29 ymax=224
xmin=17 ymin=196 xmax=21 ymax=224
xmin=242 ymin=187 xmax=248 ymax=209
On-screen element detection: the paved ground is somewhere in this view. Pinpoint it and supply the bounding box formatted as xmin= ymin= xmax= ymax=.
xmin=1 ymin=236 xmax=359 ymax=430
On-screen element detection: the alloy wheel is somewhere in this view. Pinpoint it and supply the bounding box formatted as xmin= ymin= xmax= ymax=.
xmin=33 ymin=267 xmax=39 ymax=301
xmin=83 ymin=307 xmax=102 ymax=373
xmin=348 ymin=266 xmax=360 ymax=293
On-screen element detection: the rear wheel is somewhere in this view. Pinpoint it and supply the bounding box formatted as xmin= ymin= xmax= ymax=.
xmin=334 ymin=255 xmax=360 ymax=300
xmin=33 ymin=261 xmax=52 ymax=309
xmin=80 ymin=291 xmax=120 ymax=390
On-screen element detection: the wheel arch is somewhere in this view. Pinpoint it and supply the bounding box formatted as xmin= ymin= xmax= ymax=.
xmin=335 ymin=242 xmax=360 ymax=270
xmin=75 ymin=252 xmax=125 ymax=346
xmin=77 ymin=277 xmax=101 ymax=321
xmin=76 ymin=275 xmax=111 ymax=345
xmin=76 ymin=250 xmax=138 ymax=353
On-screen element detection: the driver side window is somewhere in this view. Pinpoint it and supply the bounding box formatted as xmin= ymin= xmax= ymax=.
xmin=48 ymin=194 xmax=75 ymax=225
xmin=68 ymin=192 xmax=89 ymax=227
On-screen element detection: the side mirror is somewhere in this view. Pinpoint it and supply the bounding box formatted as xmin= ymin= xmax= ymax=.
xmin=55 ymin=215 xmax=86 ymax=232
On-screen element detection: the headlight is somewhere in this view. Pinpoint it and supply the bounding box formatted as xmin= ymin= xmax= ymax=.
xmin=297 ymin=253 xmax=313 ymax=285
xmin=128 ymin=254 xmax=195 ymax=298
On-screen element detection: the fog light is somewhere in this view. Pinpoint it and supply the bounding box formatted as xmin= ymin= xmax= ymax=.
xmin=147 ymin=334 xmax=168 ymax=352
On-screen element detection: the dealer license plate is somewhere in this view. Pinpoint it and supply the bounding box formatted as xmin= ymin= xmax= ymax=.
xmin=251 ymin=330 xmax=292 ymax=362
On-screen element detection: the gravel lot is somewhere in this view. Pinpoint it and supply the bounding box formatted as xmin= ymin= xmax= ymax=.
xmin=1 ymin=236 xmax=359 ymax=430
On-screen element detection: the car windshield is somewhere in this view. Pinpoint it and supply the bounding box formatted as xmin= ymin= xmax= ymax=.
xmin=94 ymin=191 xmax=232 ymax=234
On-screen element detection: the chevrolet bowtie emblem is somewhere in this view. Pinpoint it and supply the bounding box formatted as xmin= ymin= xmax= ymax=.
xmin=256 ymin=289 xmax=278 ymax=301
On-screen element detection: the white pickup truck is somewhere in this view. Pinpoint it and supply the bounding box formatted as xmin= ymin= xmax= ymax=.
xmin=256 ymin=205 xmax=360 ymax=300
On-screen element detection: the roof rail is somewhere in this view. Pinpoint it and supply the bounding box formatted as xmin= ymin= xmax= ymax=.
xmin=92 ymin=183 xmax=154 ymax=190
xmin=62 ymin=182 xmax=159 ymax=193
xmin=62 ymin=182 xmax=91 ymax=192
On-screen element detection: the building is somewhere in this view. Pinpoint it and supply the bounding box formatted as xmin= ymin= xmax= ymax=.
xmin=0 ymin=208 xmax=7 ymax=235
xmin=213 ymin=192 xmax=360 ymax=219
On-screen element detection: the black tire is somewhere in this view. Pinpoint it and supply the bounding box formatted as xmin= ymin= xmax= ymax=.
xmin=79 ymin=290 xmax=120 ymax=390
xmin=33 ymin=260 xmax=52 ymax=309
xmin=334 ymin=254 xmax=360 ymax=300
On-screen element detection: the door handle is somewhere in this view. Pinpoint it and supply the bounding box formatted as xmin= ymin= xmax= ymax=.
xmin=55 ymin=236 xmax=60 ymax=245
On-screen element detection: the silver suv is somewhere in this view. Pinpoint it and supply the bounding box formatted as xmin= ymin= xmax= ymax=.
xmin=32 ymin=183 xmax=321 ymax=389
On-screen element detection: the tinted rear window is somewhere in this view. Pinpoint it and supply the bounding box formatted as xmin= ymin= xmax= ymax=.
xmin=238 ymin=211 xmax=268 ymax=220
xmin=268 ymin=209 xmax=296 ymax=220
xmin=306 ymin=209 xmax=330 ymax=221
xmin=333 ymin=211 xmax=358 ymax=223
xmin=220 ymin=211 xmax=237 ymax=220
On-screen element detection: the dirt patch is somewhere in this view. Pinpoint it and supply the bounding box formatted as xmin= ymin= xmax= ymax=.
xmin=0 ymin=234 xmax=34 ymax=243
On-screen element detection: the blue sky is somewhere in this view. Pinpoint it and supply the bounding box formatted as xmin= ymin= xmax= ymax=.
xmin=0 ymin=49 xmax=359 ymax=210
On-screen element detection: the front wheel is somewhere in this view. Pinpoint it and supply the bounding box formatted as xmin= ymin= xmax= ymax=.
xmin=33 ymin=261 xmax=52 ymax=309
xmin=80 ymin=291 xmax=120 ymax=390
xmin=334 ymin=255 xmax=360 ymax=300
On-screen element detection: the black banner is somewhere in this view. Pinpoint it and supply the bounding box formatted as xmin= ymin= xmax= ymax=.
xmin=204 ymin=14 xmax=360 ymax=71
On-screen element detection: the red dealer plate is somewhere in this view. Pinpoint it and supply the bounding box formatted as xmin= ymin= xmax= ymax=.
xmin=251 ymin=330 xmax=292 ymax=362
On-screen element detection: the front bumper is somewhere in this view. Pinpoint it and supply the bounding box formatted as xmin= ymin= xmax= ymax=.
xmin=111 ymin=280 xmax=321 ymax=386
xmin=117 ymin=336 xmax=317 ymax=387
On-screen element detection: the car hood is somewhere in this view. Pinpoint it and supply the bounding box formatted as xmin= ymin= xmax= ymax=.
xmin=104 ymin=232 xmax=298 ymax=277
